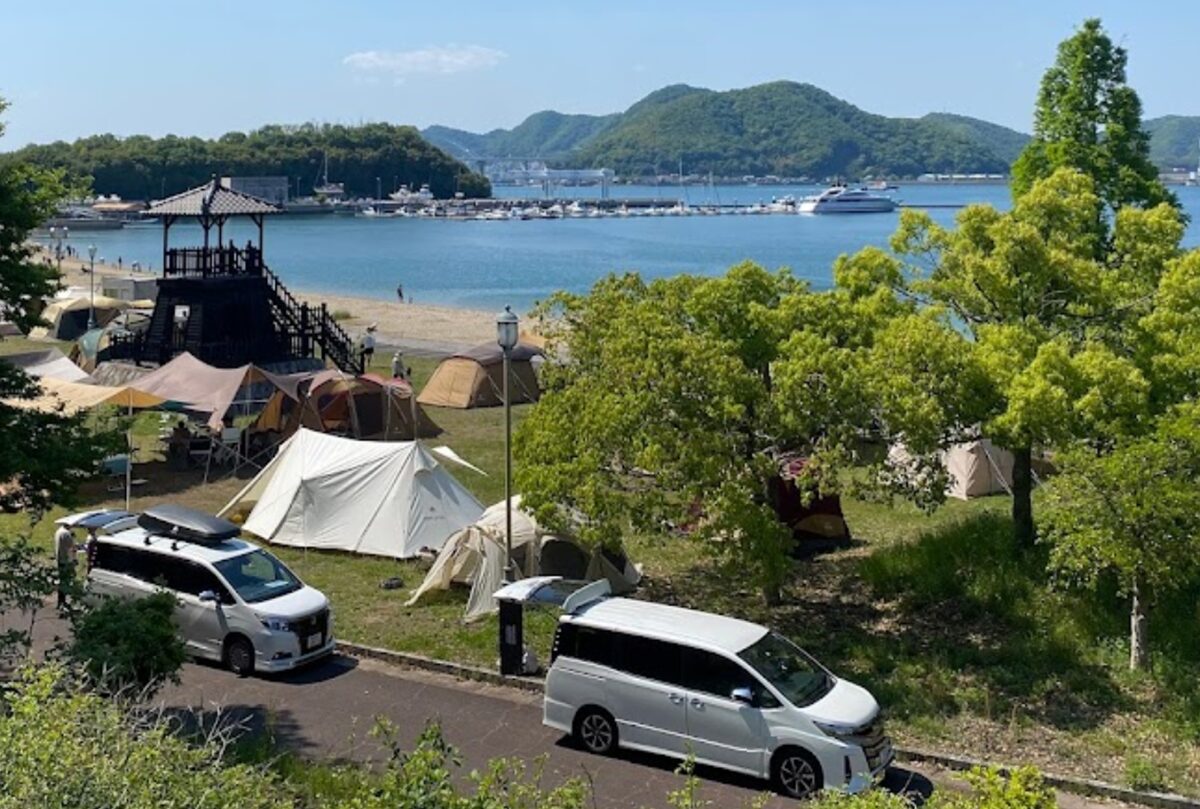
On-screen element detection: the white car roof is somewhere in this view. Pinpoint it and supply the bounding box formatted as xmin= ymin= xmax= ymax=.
xmin=565 ymin=597 xmax=767 ymax=655
xmin=100 ymin=526 xmax=259 ymax=565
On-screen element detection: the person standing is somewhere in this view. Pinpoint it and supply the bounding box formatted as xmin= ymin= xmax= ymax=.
xmin=396 ymin=283 xmax=405 ymax=303
xmin=53 ymin=523 xmax=76 ymax=609
xmin=390 ymin=350 xmax=409 ymax=381
xmin=361 ymin=324 xmax=377 ymax=366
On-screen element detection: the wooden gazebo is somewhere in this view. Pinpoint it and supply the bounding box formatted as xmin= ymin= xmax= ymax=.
xmin=107 ymin=180 xmax=361 ymax=372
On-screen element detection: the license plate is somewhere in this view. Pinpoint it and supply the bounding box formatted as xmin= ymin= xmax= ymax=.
xmin=307 ymin=633 xmax=322 ymax=649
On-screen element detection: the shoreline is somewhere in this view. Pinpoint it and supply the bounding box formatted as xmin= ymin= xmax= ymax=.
xmin=33 ymin=245 xmax=498 ymax=352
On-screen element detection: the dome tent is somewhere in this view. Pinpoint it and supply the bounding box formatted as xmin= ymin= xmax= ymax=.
xmin=220 ymin=429 xmax=483 ymax=559
xmin=417 ymin=342 xmax=542 ymax=409
xmin=406 ymin=496 xmax=641 ymax=621
xmin=888 ymin=439 xmax=1015 ymax=500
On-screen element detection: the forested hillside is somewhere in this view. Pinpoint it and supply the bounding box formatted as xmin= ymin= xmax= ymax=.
xmin=4 ymin=122 xmax=490 ymax=200
xmin=1145 ymin=115 xmax=1200 ymax=169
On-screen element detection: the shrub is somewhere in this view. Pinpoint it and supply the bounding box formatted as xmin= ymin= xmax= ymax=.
xmin=1124 ymin=755 xmax=1166 ymax=792
xmin=331 ymin=309 xmax=353 ymax=321
xmin=68 ymin=591 xmax=187 ymax=695
xmin=0 ymin=664 xmax=288 ymax=809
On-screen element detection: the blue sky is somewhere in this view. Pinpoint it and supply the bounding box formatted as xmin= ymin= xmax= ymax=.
xmin=1 ymin=1 xmax=1195 ymax=148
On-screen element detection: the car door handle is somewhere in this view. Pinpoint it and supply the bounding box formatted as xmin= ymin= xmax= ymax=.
xmin=668 ymin=693 xmax=684 ymax=704
xmin=689 ymin=698 xmax=704 ymax=708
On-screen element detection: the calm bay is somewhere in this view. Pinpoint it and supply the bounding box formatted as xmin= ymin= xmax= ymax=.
xmin=61 ymin=184 xmax=1200 ymax=312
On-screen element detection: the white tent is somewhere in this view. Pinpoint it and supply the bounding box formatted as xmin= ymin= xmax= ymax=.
xmin=220 ymin=428 xmax=483 ymax=559
xmin=889 ymin=439 xmax=1015 ymax=500
xmin=407 ymin=496 xmax=641 ymax=621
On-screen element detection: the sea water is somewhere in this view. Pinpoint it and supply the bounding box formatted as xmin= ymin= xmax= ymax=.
xmin=59 ymin=184 xmax=1200 ymax=312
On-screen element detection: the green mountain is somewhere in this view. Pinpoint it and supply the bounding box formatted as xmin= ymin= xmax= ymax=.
xmin=1144 ymin=116 xmax=1200 ymax=169
xmin=921 ymin=112 xmax=1031 ymax=165
xmin=6 ymin=123 xmax=491 ymax=200
xmin=570 ymin=81 xmax=1013 ymax=178
xmin=427 ymin=81 xmax=1030 ymax=178
xmin=424 ymin=110 xmax=620 ymax=161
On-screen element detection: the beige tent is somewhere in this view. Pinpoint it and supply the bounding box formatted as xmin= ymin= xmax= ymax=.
xmin=407 ymin=496 xmax=641 ymax=621
xmin=220 ymin=429 xmax=483 ymax=559
xmin=132 ymin=352 xmax=296 ymax=430
xmin=889 ymin=439 xmax=1015 ymax=500
xmin=29 ymin=296 xmax=131 ymax=341
xmin=417 ymin=342 xmax=542 ymax=409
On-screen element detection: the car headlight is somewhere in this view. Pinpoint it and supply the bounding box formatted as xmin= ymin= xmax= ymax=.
xmin=813 ymin=720 xmax=858 ymax=741
xmin=260 ymin=617 xmax=291 ymax=632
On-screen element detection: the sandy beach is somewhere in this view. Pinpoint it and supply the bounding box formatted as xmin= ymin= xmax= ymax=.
xmin=35 ymin=245 xmax=496 ymax=353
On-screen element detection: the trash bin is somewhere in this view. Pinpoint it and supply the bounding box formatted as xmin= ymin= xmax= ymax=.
xmin=498 ymin=598 xmax=524 ymax=676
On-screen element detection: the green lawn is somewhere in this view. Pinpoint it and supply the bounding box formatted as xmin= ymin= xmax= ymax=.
xmin=3 ymin=343 xmax=1198 ymax=794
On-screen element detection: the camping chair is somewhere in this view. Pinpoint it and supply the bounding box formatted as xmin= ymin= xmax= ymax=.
xmin=204 ymin=426 xmax=265 ymax=483
xmin=101 ymin=454 xmax=146 ymax=495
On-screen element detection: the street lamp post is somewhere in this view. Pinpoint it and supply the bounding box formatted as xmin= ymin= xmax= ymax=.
xmin=87 ymin=244 xmax=98 ymax=329
xmin=496 ymin=306 xmax=520 ymax=581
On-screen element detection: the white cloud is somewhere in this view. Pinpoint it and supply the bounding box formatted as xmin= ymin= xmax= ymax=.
xmin=343 ymin=45 xmax=507 ymax=80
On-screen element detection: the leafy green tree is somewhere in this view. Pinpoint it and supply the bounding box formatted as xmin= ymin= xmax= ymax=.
xmin=1040 ymin=405 xmax=1200 ymax=670
xmin=1012 ymin=18 xmax=1174 ymax=214
xmin=875 ymin=168 xmax=1176 ymax=547
xmin=68 ymin=592 xmax=187 ymax=695
xmin=0 ymin=99 xmax=115 ymax=516
xmin=516 ymin=262 xmax=911 ymax=602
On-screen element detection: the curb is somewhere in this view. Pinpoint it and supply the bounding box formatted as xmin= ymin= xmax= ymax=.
xmin=893 ymin=748 xmax=1200 ymax=809
xmin=335 ymin=640 xmax=544 ymax=694
xmin=335 ymin=641 xmax=1199 ymax=809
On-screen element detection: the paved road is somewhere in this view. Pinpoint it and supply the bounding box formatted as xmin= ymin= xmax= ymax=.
xmin=17 ymin=609 xmax=1127 ymax=808
xmin=158 ymin=654 xmax=1121 ymax=809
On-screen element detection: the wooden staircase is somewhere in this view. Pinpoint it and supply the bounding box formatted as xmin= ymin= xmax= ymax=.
xmin=118 ymin=246 xmax=363 ymax=372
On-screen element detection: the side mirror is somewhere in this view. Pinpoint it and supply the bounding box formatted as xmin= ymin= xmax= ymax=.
xmin=198 ymin=590 xmax=219 ymax=604
xmin=730 ymin=686 xmax=756 ymax=706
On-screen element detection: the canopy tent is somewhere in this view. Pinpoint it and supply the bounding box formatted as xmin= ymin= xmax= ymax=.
xmin=3 ymin=376 xmax=170 ymax=415
xmin=889 ymin=439 xmax=1015 ymax=500
xmin=132 ymin=352 xmax=298 ymax=431
xmin=2 ymin=347 xmax=90 ymax=382
xmin=417 ymin=342 xmax=542 ymax=409
xmin=254 ymin=370 xmax=442 ymax=441
xmin=220 ymin=429 xmax=483 ymax=559
xmin=29 ymin=296 xmax=131 ymax=341
xmin=407 ymin=496 xmax=641 ymax=621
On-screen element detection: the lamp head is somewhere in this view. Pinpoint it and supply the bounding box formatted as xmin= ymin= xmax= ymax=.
xmin=88 ymin=244 xmax=97 ymax=259
xmin=496 ymin=305 xmax=519 ymax=351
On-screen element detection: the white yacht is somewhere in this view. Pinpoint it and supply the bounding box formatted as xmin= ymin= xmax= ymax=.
xmin=798 ymin=186 xmax=898 ymax=214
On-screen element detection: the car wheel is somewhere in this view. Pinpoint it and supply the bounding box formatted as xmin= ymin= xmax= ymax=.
xmin=574 ymin=708 xmax=617 ymax=755
xmin=225 ymin=636 xmax=255 ymax=677
xmin=773 ymin=748 xmax=822 ymax=798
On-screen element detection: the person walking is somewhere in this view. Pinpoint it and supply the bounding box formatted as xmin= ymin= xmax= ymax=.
xmin=396 ymin=283 xmax=405 ymax=303
xmin=53 ymin=523 xmax=77 ymax=609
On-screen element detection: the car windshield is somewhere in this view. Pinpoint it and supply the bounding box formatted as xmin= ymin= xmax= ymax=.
xmin=737 ymin=631 xmax=834 ymax=707
xmin=214 ymin=549 xmax=302 ymax=604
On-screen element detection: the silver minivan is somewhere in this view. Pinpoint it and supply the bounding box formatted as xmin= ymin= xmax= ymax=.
xmin=508 ymin=579 xmax=892 ymax=798
xmin=78 ymin=505 xmax=334 ymax=676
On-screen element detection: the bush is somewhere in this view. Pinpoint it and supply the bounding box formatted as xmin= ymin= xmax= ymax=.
xmin=0 ymin=665 xmax=288 ymax=809
xmin=1124 ymin=756 xmax=1166 ymax=792
xmin=808 ymin=766 xmax=1056 ymax=809
xmin=331 ymin=309 xmax=353 ymax=321
xmin=68 ymin=591 xmax=187 ymax=695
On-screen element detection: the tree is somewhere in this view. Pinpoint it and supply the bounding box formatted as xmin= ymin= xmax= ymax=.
xmin=1012 ymin=18 xmax=1175 ymax=215
xmin=516 ymin=262 xmax=910 ymax=603
xmin=68 ymin=592 xmax=187 ymax=695
xmin=0 ymin=98 xmax=115 ymax=516
xmin=1040 ymin=405 xmax=1200 ymax=670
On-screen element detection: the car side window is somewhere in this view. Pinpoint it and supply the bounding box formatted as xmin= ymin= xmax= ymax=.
xmin=682 ymin=647 xmax=780 ymax=707
xmin=554 ymin=624 xmax=618 ymax=668
xmin=617 ymin=634 xmax=685 ymax=687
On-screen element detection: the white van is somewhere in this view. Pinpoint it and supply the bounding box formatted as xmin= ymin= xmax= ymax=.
xmin=79 ymin=504 xmax=334 ymax=676
xmin=536 ymin=585 xmax=892 ymax=797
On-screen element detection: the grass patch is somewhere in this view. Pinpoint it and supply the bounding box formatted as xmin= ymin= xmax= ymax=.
xmin=329 ymin=309 xmax=353 ymax=321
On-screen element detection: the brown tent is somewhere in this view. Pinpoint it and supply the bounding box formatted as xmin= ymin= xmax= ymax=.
xmin=767 ymin=454 xmax=851 ymax=554
xmin=132 ymin=352 xmax=300 ymax=430
xmin=254 ymin=370 xmax=441 ymax=440
xmin=417 ymin=342 xmax=541 ymax=409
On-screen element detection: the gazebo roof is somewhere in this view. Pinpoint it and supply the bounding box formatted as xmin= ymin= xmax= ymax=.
xmin=146 ymin=179 xmax=281 ymax=217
